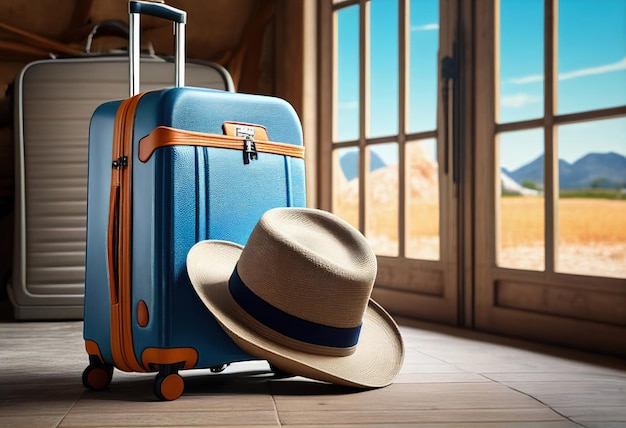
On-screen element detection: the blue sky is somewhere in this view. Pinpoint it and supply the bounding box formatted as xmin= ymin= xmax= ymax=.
xmin=335 ymin=0 xmax=626 ymax=171
xmin=499 ymin=0 xmax=626 ymax=170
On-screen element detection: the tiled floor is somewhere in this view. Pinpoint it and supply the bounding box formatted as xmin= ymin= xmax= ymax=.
xmin=1 ymin=309 xmax=625 ymax=427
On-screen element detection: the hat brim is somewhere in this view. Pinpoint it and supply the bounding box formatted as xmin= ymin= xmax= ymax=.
xmin=187 ymin=240 xmax=405 ymax=388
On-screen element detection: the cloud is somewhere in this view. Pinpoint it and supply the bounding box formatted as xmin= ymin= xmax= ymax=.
xmin=559 ymin=56 xmax=626 ymax=80
xmin=411 ymin=23 xmax=439 ymax=32
xmin=500 ymin=93 xmax=542 ymax=108
xmin=509 ymin=74 xmax=543 ymax=84
xmin=508 ymin=56 xmax=626 ymax=84
xmin=339 ymin=100 xmax=358 ymax=110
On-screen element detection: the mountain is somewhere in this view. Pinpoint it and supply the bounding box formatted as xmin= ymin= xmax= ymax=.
xmin=337 ymin=144 xmax=439 ymax=203
xmin=339 ymin=150 xmax=625 ymax=194
xmin=509 ymin=152 xmax=626 ymax=190
xmin=568 ymin=152 xmax=626 ymax=188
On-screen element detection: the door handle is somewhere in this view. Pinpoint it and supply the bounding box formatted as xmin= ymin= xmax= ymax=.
xmin=441 ymin=41 xmax=461 ymax=185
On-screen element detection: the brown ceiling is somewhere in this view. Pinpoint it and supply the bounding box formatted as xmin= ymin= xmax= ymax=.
xmin=0 ymin=0 xmax=274 ymax=92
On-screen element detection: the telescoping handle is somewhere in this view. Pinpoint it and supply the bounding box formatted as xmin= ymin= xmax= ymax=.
xmin=128 ymin=1 xmax=187 ymax=96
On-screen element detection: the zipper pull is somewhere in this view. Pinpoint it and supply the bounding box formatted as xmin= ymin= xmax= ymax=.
xmin=111 ymin=156 xmax=127 ymax=187
xmin=243 ymin=135 xmax=258 ymax=165
xmin=112 ymin=156 xmax=128 ymax=169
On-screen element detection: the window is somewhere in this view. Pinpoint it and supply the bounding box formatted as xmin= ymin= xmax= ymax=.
xmin=496 ymin=0 xmax=626 ymax=278
xmin=330 ymin=0 xmax=441 ymax=261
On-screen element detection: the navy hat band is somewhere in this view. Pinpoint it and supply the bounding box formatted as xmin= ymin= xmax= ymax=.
xmin=228 ymin=267 xmax=362 ymax=350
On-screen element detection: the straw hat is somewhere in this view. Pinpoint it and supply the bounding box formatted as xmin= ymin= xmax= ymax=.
xmin=186 ymin=207 xmax=404 ymax=388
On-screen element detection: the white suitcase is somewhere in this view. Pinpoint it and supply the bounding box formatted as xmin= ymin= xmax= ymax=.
xmin=9 ymin=56 xmax=233 ymax=319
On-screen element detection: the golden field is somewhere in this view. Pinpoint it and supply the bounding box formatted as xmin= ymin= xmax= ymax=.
xmin=499 ymin=197 xmax=626 ymax=277
xmin=338 ymin=197 xmax=626 ymax=247
xmin=500 ymin=197 xmax=626 ymax=247
xmin=335 ymin=193 xmax=626 ymax=277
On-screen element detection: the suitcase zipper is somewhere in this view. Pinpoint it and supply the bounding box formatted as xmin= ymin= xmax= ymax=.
xmin=109 ymin=156 xmax=127 ymax=305
xmin=242 ymin=135 xmax=258 ymax=165
xmin=233 ymin=125 xmax=258 ymax=164
xmin=107 ymin=93 xmax=148 ymax=373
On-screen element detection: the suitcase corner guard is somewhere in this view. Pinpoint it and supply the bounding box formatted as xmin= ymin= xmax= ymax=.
xmin=85 ymin=340 xmax=105 ymax=364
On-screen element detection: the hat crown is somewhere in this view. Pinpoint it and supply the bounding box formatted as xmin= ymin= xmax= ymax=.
xmin=236 ymin=208 xmax=377 ymax=339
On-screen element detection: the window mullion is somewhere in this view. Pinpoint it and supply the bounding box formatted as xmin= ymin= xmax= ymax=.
xmin=544 ymin=0 xmax=557 ymax=273
xmin=398 ymin=0 xmax=408 ymax=258
xmin=359 ymin=0 xmax=369 ymax=234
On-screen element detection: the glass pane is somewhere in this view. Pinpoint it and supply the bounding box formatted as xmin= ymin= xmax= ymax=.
xmin=406 ymin=139 xmax=439 ymax=260
xmin=368 ymin=0 xmax=399 ymax=138
xmin=408 ymin=0 xmax=439 ymax=133
xmin=556 ymin=118 xmax=626 ymax=278
xmin=498 ymin=0 xmax=544 ymax=123
xmin=333 ymin=147 xmax=359 ymax=230
xmin=498 ymin=129 xmax=545 ymax=270
xmin=557 ymin=1 xmax=626 ymax=115
xmin=334 ymin=5 xmax=360 ymax=142
xmin=365 ymin=143 xmax=398 ymax=256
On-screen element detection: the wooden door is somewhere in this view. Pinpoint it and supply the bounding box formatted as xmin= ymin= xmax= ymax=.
xmin=473 ymin=0 xmax=626 ymax=357
xmin=319 ymin=0 xmax=462 ymax=324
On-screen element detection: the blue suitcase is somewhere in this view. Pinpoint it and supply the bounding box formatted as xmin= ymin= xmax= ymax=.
xmin=82 ymin=1 xmax=306 ymax=400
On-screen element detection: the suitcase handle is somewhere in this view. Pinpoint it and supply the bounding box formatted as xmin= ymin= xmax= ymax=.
xmin=129 ymin=1 xmax=187 ymax=23
xmin=128 ymin=1 xmax=186 ymax=96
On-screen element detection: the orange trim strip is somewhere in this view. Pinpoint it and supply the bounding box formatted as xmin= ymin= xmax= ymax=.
xmin=138 ymin=126 xmax=305 ymax=163
xmin=141 ymin=348 xmax=199 ymax=371
xmin=107 ymin=93 xmax=150 ymax=373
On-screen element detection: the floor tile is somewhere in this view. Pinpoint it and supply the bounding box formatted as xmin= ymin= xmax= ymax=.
xmin=1 ymin=318 xmax=625 ymax=427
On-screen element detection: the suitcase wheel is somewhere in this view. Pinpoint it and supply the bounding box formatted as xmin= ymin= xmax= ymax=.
xmin=154 ymin=367 xmax=185 ymax=401
xmin=82 ymin=358 xmax=114 ymax=391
